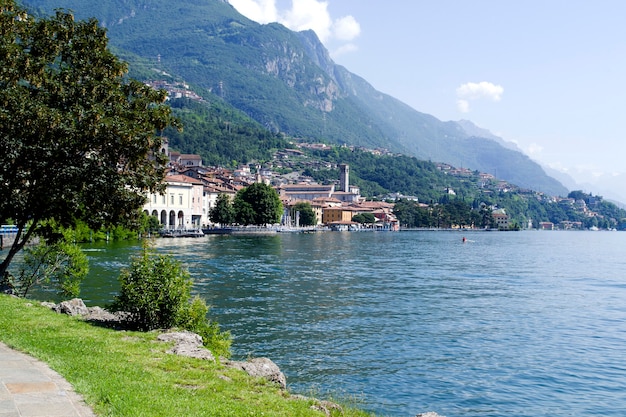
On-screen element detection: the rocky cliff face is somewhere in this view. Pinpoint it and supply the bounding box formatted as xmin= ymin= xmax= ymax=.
xmin=261 ymin=33 xmax=341 ymax=112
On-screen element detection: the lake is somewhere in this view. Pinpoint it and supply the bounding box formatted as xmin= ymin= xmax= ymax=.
xmin=40 ymin=231 xmax=626 ymax=416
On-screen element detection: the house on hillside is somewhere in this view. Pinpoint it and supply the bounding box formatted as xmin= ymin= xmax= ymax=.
xmin=491 ymin=208 xmax=509 ymax=230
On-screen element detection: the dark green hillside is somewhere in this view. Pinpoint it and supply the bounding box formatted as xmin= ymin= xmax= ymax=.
xmin=164 ymin=98 xmax=288 ymax=166
xmin=303 ymin=148 xmax=472 ymax=202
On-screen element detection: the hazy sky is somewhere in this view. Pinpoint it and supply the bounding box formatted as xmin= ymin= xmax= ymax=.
xmin=229 ymin=0 xmax=626 ymax=199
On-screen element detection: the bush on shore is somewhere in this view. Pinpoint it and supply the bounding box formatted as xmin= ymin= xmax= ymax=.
xmin=111 ymin=242 xmax=231 ymax=358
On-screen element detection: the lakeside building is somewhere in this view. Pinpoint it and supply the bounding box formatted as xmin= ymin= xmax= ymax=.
xmin=203 ymin=184 xmax=237 ymax=226
xmin=277 ymin=163 xmax=361 ymax=203
xmin=143 ymin=175 xmax=204 ymax=229
xmin=492 ymin=208 xmax=510 ymax=230
xmin=322 ymin=206 xmax=360 ymax=224
xmin=539 ymin=222 xmax=554 ymax=230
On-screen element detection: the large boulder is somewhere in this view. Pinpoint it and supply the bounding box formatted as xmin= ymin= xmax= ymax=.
xmin=225 ymin=357 xmax=286 ymax=389
xmin=54 ymin=298 xmax=89 ymax=316
xmin=157 ymin=331 xmax=215 ymax=362
xmin=43 ymin=300 xmax=131 ymax=328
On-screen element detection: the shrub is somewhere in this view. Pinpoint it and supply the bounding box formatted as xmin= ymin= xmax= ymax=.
xmin=179 ymin=296 xmax=232 ymax=358
xmin=112 ymin=242 xmax=231 ymax=356
xmin=10 ymin=239 xmax=89 ymax=298
xmin=112 ymin=244 xmax=191 ymax=330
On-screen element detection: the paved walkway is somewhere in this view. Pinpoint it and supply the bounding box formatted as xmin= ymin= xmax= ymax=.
xmin=0 ymin=342 xmax=95 ymax=417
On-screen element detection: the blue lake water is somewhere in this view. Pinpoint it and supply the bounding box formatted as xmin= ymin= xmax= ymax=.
xmin=50 ymin=231 xmax=626 ymax=416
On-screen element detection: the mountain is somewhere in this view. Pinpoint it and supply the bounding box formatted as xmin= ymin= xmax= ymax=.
xmin=25 ymin=0 xmax=568 ymax=196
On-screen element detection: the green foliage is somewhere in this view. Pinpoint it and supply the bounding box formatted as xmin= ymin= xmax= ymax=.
xmin=352 ymin=213 xmax=376 ymax=224
xmin=10 ymin=239 xmax=89 ymax=298
xmin=143 ymin=214 xmax=163 ymax=235
xmin=47 ymin=219 xmax=145 ymax=243
xmin=112 ymin=244 xmax=192 ymax=330
xmin=165 ymin=99 xmax=289 ymax=166
xmin=209 ymin=193 xmax=235 ymax=226
xmin=112 ymin=243 xmax=232 ymax=355
xmin=292 ymin=202 xmax=317 ymax=226
xmin=308 ymin=147 xmax=467 ymax=202
xmin=177 ymin=296 xmax=232 ymax=359
xmin=393 ymin=199 xmax=489 ymax=229
xmin=567 ymin=190 xmax=587 ymax=201
xmin=233 ymin=183 xmax=283 ymax=226
xmin=0 ymin=2 xmax=178 ymax=277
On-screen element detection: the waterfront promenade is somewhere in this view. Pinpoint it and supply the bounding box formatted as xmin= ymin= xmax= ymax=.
xmin=0 ymin=342 xmax=95 ymax=417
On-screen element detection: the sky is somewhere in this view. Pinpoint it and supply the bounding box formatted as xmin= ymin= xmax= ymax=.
xmin=228 ymin=0 xmax=626 ymax=202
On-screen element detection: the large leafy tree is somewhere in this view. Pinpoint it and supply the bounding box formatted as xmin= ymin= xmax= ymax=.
xmin=0 ymin=2 xmax=178 ymax=277
xmin=291 ymin=202 xmax=316 ymax=226
xmin=233 ymin=183 xmax=283 ymax=226
xmin=208 ymin=193 xmax=235 ymax=226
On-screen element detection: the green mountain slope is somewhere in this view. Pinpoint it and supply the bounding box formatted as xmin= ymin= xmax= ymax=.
xmin=25 ymin=0 xmax=568 ymax=196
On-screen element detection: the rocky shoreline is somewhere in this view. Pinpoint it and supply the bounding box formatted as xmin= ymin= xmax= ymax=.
xmin=43 ymin=298 xmax=445 ymax=417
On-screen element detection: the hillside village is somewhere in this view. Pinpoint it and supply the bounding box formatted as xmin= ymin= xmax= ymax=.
xmin=143 ymin=139 xmax=399 ymax=232
xmin=142 ymin=139 xmax=615 ymax=232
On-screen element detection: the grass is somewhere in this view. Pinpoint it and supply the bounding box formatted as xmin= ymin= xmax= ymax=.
xmin=0 ymin=294 xmax=374 ymax=417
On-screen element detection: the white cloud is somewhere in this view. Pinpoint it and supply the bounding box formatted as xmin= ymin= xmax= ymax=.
xmin=229 ymin=0 xmax=360 ymax=47
xmin=229 ymin=0 xmax=278 ymax=23
xmin=333 ymin=15 xmax=360 ymax=41
xmin=282 ymin=0 xmax=333 ymax=41
xmin=455 ymin=81 xmax=504 ymax=112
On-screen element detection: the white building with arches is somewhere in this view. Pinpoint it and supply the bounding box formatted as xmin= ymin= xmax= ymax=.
xmin=143 ymin=174 xmax=204 ymax=229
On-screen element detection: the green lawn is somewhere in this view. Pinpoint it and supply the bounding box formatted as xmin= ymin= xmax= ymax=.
xmin=0 ymin=295 xmax=374 ymax=417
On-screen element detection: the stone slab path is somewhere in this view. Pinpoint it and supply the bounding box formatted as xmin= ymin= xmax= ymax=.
xmin=0 ymin=342 xmax=95 ymax=417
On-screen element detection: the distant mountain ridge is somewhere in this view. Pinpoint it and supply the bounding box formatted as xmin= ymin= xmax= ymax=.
xmin=26 ymin=0 xmax=568 ymax=196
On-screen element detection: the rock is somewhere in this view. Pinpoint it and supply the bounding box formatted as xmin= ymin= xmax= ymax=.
xmin=170 ymin=343 xmax=215 ymax=361
xmin=311 ymin=400 xmax=343 ymax=416
xmin=157 ymin=331 xmax=203 ymax=346
xmin=288 ymin=394 xmax=342 ymax=416
xmin=54 ymin=298 xmax=89 ymax=316
xmin=225 ymin=357 xmax=286 ymax=389
xmin=84 ymin=306 xmax=130 ymax=325
xmin=157 ymin=331 xmax=215 ymax=362
xmin=43 ymin=301 xmax=130 ymax=328
xmin=416 ymin=413 xmax=446 ymax=417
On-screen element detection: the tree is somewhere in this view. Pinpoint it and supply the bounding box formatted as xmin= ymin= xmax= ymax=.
xmin=291 ymin=202 xmax=317 ymax=226
xmin=209 ymin=193 xmax=235 ymax=226
xmin=352 ymin=212 xmax=376 ymax=224
xmin=0 ymin=3 xmax=178 ymax=277
xmin=233 ymin=183 xmax=283 ymax=226
xmin=7 ymin=238 xmax=89 ymax=298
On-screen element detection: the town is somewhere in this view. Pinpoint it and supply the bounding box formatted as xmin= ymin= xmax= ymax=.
xmin=144 ymin=139 xmax=400 ymax=232
xmin=143 ymin=139 xmax=615 ymax=234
